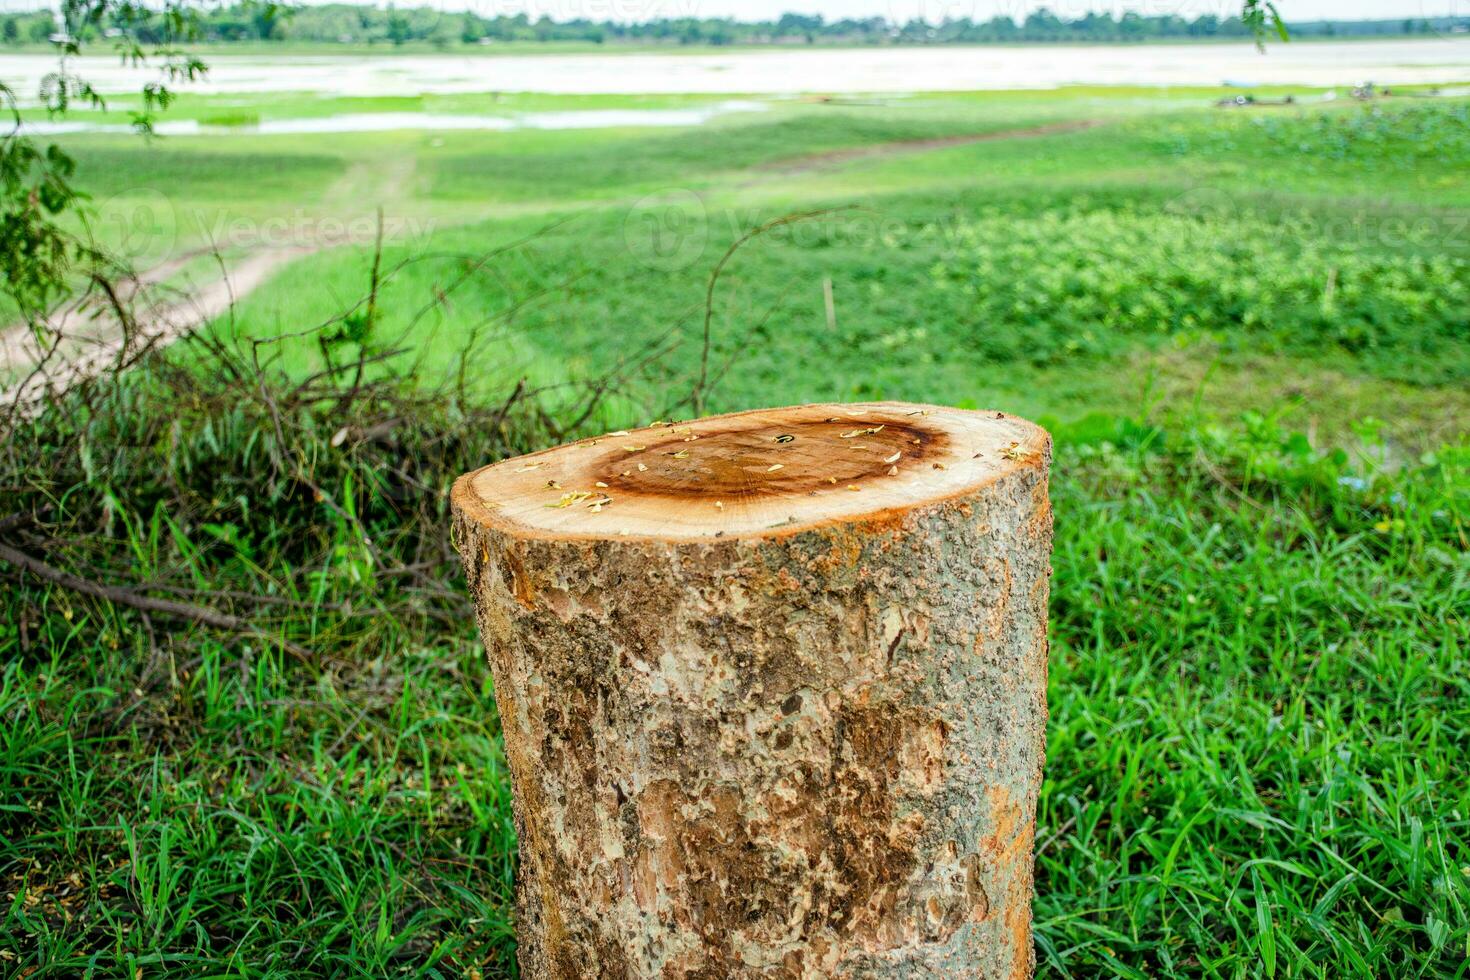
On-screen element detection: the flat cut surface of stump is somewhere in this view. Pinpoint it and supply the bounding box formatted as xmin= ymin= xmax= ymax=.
xmin=454 ymin=401 xmax=1048 ymax=541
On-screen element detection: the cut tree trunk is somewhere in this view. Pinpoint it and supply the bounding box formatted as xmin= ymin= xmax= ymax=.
xmin=452 ymin=402 xmax=1052 ymax=979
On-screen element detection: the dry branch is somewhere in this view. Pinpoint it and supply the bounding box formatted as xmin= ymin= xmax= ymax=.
xmin=0 ymin=539 xmax=316 ymax=665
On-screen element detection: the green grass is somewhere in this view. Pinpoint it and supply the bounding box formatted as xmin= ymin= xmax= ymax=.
xmin=211 ymin=132 xmax=1470 ymax=444
xmin=32 ymin=91 xmax=764 ymax=122
xmin=2 ymin=82 xmax=1468 ymax=976
xmin=420 ymin=102 xmax=1097 ymax=201
xmin=1040 ymin=419 xmax=1469 ymax=976
xmin=1 ymin=369 xmax=1464 ymax=976
xmin=1 ymin=634 xmax=520 ymax=973
xmin=64 ymin=142 xmax=346 ymax=202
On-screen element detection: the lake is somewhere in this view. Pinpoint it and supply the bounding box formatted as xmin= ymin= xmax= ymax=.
xmin=17 ymin=101 xmax=771 ymax=135
xmin=4 ymin=38 xmax=1470 ymax=98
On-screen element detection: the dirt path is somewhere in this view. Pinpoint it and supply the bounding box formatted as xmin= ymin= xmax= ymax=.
xmin=1 ymin=244 xmax=316 ymax=409
xmin=1 ymin=150 xmax=424 ymax=408
xmin=1 ymin=121 xmax=1101 ymax=407
xmin=745 ymin=118 xmax=1103 ymax=182
xmin=327 ymin=154 xmax=419 ymax=207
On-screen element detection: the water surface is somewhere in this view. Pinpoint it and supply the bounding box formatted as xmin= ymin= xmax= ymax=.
xmin=17 ymin=100 xmax=769 ymax=135
xmin=4 ymin=39 xmax=1469 ymax=98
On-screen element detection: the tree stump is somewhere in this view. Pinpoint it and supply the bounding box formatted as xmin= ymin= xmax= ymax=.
xmin=452 ymin=402 xmax=1052 ymax=979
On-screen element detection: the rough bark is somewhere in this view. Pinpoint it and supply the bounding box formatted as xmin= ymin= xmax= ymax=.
xmin=452 ymin=402 xmax=1052 ymax=979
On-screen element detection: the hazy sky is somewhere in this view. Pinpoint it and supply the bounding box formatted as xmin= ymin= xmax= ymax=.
xmin=423 ymin=0 xmax=1465 ymax=21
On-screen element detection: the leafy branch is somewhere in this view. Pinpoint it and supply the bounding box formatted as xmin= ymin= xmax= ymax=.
xmin=1242 ymin=0 xmax=1290 ymax=49
xmin=0 ymin=0 xmax=232 ymax=320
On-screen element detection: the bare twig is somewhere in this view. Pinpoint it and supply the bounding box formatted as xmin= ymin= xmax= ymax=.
xmin=691 ymin=207 xmax=852 ymax=415
xmin=0 ymin=539 xmax=318 ymax=666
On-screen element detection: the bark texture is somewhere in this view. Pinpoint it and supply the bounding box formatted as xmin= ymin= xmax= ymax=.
xmin=452 ymin=403 xmax=1051 ymax=979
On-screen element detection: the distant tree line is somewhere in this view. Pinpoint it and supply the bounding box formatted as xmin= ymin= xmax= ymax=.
xmin=1 ymin=4 xmax=1465 ymax=48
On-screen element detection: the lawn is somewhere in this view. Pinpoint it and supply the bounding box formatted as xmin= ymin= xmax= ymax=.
xmin=1 ymin=83 xmax=1467 ymax=976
